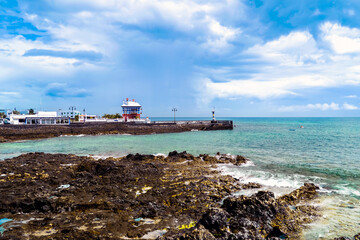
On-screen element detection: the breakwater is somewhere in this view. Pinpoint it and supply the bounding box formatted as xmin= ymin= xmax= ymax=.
xmin=0 ymin=120 xmax=233 ymax=142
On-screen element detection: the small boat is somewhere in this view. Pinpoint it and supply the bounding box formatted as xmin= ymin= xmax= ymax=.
xmin=289 ymin=129 xmax=295 ymax=131
xmin=300 ymin=125 xmax=304 ymax=128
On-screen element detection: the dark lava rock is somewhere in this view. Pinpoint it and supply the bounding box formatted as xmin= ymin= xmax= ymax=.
xmin=278 ymin=183 xmax=319 ymax=205
xmin=200 ymin=153 xmax=248 ymax=165
xmin=158 ymin=225 xmax=216 ymax=240
xmin=166 ymin=151 xmax=195 ymax=162
xmin=241 ymin=182 xmax=262 ymax=189
xmin=198 ymin=208 xmax=229 ymax=236
xmin=0 ymin=152 xmax=319 ymax=239
xmin=163 ymin=183 xmax=320 ymax=240
xmin=124 ymin=153 xmax=156 ymax=161
xmin=234 ymin=155 xmax=247 ymax=166
xmin=222 ymin=191 xmax=278 ymax=237
xmin=0 ymin=152 xmax=244 ymax=239
xmin=335 ymin=233 xmax=360 ymax=240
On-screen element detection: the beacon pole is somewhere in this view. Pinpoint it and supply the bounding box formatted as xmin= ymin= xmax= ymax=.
xmin=172 ymin=107 xmax=177 ymax=123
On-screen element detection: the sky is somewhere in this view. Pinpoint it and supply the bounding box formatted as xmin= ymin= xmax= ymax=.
xmin=1 ymin=0 xmax=360 ymax=117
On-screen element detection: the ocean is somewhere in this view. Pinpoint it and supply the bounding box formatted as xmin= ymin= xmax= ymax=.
xmin=0 ymin=117 xmax=359 ymax=239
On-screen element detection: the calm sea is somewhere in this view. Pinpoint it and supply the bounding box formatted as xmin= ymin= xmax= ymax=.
xmin=1 ymin=117 xmax=359 ymax=239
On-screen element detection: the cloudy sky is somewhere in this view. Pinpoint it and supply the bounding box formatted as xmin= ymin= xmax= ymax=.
xmin=1 ymin=0 xmax=360 ymax=117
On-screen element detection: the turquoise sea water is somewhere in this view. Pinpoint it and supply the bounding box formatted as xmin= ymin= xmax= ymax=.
xmin=0 ymin=117 xmax=359 ymax=238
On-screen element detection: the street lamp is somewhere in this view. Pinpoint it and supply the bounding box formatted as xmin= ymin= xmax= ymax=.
xmin=172 ymin=107 xmax=177 ymax=123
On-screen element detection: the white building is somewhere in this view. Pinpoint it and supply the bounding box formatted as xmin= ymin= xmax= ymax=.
xmin=9 ymin=111 xmax=70 ymax=125
xmin=58 ymin=108 xmax=81 ymax=119
xmin=79 ymin=114 xmax=106 ymax=123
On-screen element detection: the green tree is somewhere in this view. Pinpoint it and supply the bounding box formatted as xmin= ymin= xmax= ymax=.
xmin=0 ymin=112 xmax=5 ymax=118
xmin=74 ymin=115 xmax=79 ymax=122
xmin=29 ymin=108 xmax=35 ymax=115
xmin=12 ymin=110 xmax=20 ymax=115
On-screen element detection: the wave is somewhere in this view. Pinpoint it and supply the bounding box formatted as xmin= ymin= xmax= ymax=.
xmin=59 ymin=134 xmax=87 ymax=137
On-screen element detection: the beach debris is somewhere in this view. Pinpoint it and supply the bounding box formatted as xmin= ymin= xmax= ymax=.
xmin=57 ymin=184 xmax=70 ymax=189
xmin=0 ymin=218 xmax=12 ymax=235
xmin=141 ymin=229 xmax=167 ymax=239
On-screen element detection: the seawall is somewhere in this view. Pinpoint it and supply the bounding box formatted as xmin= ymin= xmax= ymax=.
xmin=0 ymin=120 xmax=233 ymax=142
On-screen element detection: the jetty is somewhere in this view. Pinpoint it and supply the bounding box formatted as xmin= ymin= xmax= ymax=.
xmin=0 ymin=120 xmax=233 ymax=142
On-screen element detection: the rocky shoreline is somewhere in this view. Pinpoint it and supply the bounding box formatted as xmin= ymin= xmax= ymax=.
xmin=0 ymin=121 xmax=233 ymax=143
xmin=0 ymin=151 xmax=356 ymax=239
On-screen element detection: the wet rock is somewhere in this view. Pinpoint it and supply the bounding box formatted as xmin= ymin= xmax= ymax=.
xmin=241 ymin=182 xmax=262 ymax=189
xmin=198 ymin=208 xmax=229 ymax=235
xmin=0 ymin=153 xmax=319 ymax=239
xmin=165 ymin=183 xmax=320 ymax=239
xmin=200 ymin=153 xmax=248 ymax=165
xmin=266 ymin=226 xmax=287 ymax=239
xmin=200 ymin=154 xmax=218 ymax=164
xmin=166 ymin=151 xmax=194 ymax=162
xmin=335 ymin=233 xmax=360 ymax=240
xmin=223 ymin=191 xmax=277 ymax=236
xmin=278 ymin=183 xmax=319 ymax=205
xmin=158 ymin=225 xmax=215 ymax=240
xmin=0 ymin=152 xmax=243 ymax=238
xmin=76 ymin=159 xmax=118 ymax=176
xmin=234 ymin=155 xmax=247 ymax=166
xmin=124 ymin=153 xmax=156 ymax=161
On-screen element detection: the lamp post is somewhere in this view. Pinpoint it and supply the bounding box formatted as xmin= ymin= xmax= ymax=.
xmin=172 ymin=107 xmax=177 ymax=123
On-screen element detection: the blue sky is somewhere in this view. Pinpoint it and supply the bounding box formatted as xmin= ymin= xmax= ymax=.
xmin=1 ymin=0 xmax=360 ymax=117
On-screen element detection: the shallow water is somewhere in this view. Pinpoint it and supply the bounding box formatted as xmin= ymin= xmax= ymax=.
xmin=0 ymin=117 xmax=359 ymax=238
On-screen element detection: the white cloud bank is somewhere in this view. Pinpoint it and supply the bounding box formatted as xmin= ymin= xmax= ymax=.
xmin=0 ymin=0 xmax=244 ymax=107
xmin=279 ymin=102 xmax=358 ymax=112
xmin=200 ymin=22 xmax=360 ymax=104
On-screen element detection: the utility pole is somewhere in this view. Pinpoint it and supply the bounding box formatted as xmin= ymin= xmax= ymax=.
xmin=172 ymin=107 xmax=177 ymax=123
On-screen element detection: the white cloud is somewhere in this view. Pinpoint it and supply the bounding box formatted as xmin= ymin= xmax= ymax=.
xmin=201 ymin=74 xmax=337 ymax=101
xmin=0 ymin=92 xmax=20 ymax=96
xmin=321 ymin=22 xmax=360 ymax=54
xmin=343 ymin=102 xmax=359 ymax=110
xmin=0 ymin=91 xmax=22 ymax=104
xmin=0 ymin=34 xmax=104 ymax=81
xmin=25 ymin=0 xmax=242 ymax=53
xmin=0 ymin=0 xmax=245 ymax=86
xmin=279 ymin=102 xmax=358 ymax=112
xmin=199 ymin=22 xmax=360 ymax=104
xmin=345 ymin=95 xmax=358 ymax=99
